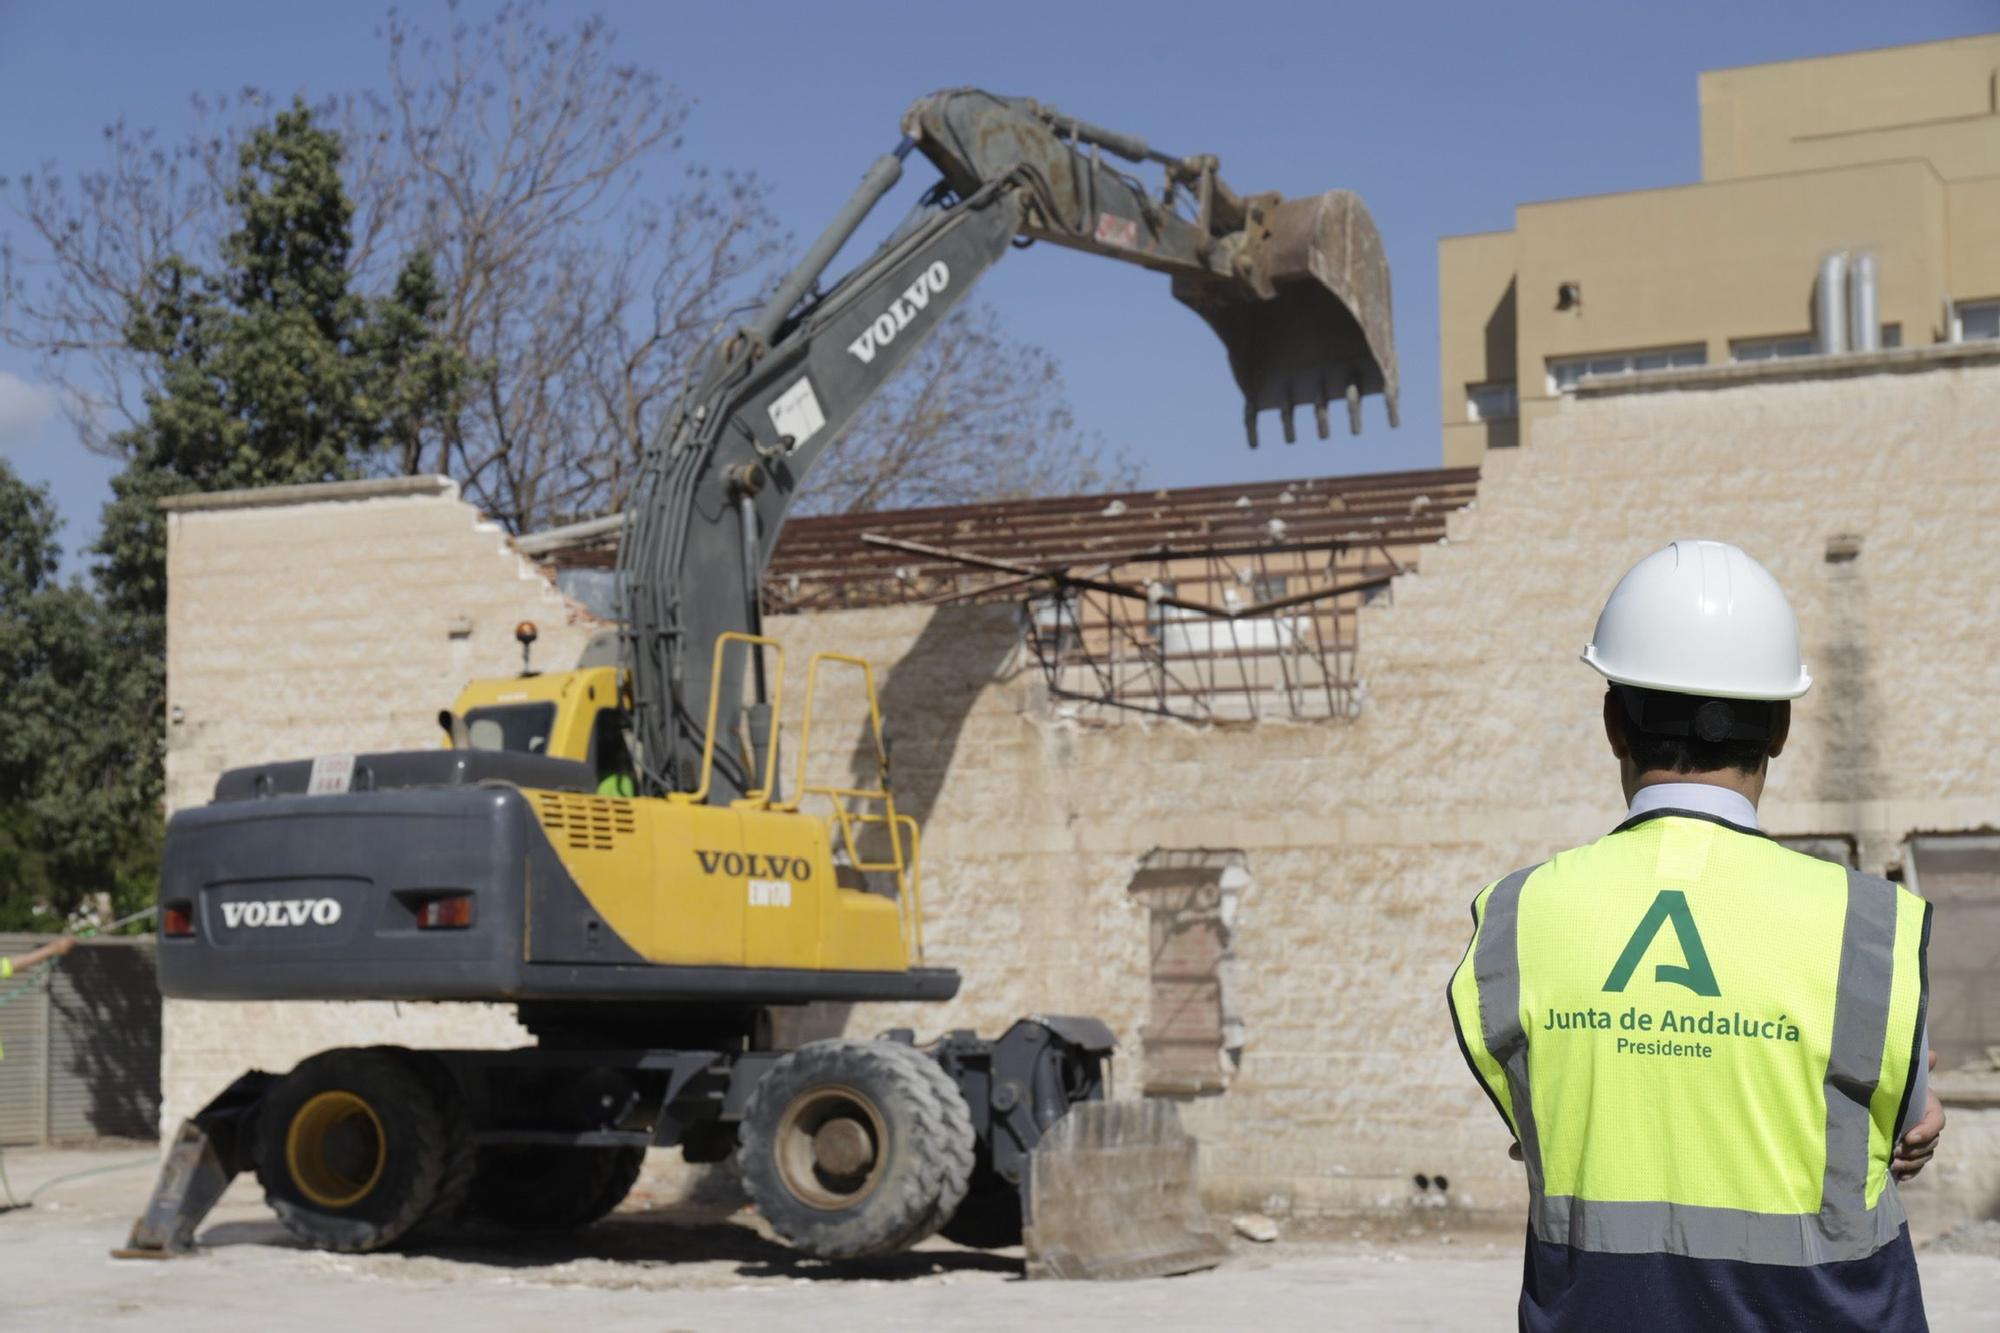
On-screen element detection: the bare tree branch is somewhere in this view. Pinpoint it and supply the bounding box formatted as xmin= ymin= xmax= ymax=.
xmin=1 ymin=4 xmax=1126 ymax=536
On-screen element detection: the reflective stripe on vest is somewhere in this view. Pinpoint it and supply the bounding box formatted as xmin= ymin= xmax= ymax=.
xmin=1448 ymin=816 xmax=1931 ymax=1267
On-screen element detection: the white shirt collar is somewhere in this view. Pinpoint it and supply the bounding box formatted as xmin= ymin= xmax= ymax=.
xmin=1626 ymin=782 xmax=1760 ymax=831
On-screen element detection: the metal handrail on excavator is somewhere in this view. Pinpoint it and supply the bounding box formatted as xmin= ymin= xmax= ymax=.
xmin=667 ymin=631 xmax=787 ymax=807
xmin=673 ymin=638 xmax=924 ymax=963
xmin=780 ymin=652 xmax=924 ymax=964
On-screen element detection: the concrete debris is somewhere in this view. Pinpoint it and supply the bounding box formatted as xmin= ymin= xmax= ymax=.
xmin=1233 ymin=1213 xmax=1280 ymax=1243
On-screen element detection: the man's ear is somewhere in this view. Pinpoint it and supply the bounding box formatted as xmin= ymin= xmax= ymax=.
xmin=1603 ymin=689 xmax=1630 ymax=760
xmin=1767 ymin=700 xmax=1791 ymax=760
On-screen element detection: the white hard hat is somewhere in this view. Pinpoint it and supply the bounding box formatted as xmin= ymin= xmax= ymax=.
xmin=1582 ymin=540 xmax=1811 ymax=700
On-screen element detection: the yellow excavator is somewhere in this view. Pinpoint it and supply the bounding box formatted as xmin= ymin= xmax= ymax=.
xmin=124 ymin=87 xmax=1398 ymax=1276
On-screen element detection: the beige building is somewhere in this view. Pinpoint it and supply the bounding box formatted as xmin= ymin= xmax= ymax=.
xmin=1441 ymin=33 xmax=2000 ymax=464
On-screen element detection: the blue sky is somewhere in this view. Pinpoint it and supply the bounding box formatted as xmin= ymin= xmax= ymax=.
xmin=1 ymin=0 xmax=1992 ymax=569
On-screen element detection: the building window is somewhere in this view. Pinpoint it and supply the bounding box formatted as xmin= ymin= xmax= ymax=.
xmin=1465 ymin=381 xmax=1518 ymax=422
xmin=1730 ymin=334 xmax=1816 ymax=363
xmin=1881 ymin=323 xmax=1902 ymax=349
xmin=1128 ymin=850 xmax=1249 ymax=1096
xmin=1547 ymin=344 xmax=1705 ymax=393
xmin=1904 ymin=833 xmax=2000 ymax=1074
xmin=1955 ymin=300 xmax=2000 ymax=342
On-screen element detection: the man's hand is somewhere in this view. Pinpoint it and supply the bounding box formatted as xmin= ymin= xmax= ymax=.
xmin=1892 ymin=1049 xmax=1944 ymax=1183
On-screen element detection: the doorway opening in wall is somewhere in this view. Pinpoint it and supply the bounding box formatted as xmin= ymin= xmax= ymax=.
xmin=1903 ymin=833 xmax=2000 ymax=1075
xmin=1128 ymin=850 xmax=1248 ymax=1097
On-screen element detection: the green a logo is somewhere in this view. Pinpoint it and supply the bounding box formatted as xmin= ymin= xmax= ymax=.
xmin=1603 ymin=890 xmax=1721 ymax=996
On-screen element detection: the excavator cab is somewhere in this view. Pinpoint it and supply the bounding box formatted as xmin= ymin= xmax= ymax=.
xmin=445 ymin=667 xmax=633 ymax=793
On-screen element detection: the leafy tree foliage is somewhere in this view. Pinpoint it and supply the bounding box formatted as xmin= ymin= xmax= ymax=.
xmin=99 ymin=100 xmax=467 ymax=623
xmin=0 ymin=102 xmax=466 ymax=924
xmin=0 ymin=462 xmax=156 ymax=928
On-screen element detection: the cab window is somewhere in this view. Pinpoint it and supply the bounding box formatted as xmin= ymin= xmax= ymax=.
xmin=464 ymin=703 xmax=557 ymax=754
xmin=589 ymin=708 xmax=636 ymax=796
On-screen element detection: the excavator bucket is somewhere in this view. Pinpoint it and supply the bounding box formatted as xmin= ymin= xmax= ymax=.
xmin=1174 ymin=189 xmax=1400 ymax=446
xmin=1022 ymin=1099 xmax=1230 ymax=1280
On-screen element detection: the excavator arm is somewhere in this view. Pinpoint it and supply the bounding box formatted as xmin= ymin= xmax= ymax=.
xmin=618 ymin=87 xmax=1398 ymax=801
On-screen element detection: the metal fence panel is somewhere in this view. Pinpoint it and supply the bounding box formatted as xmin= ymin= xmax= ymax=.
xmin=0 ymin=933 xmax=51 ymax=1145
xmin=48 ymin=940 xmax=161 ymax=1140
xmin=0 ymin=933 xmax=160 ymax=1145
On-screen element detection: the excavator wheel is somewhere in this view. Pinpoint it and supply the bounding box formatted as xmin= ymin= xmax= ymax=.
xmin=940 ymin=1169 xmax=1023 ymax=1250
xmin=374 ymin=1046 xmax=478 ymax=1232
xmin=253 ymin=1047 xmax=469 ymax=1253
xmin=468 ymin=1145 xmax=647 ymax=1231
xmin=737 ymin=1039 xmax=974 ymax=1260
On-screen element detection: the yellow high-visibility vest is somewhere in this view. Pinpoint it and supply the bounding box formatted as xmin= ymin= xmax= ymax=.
xmin=1450 ymin=812 xmax=1929 ymax=1267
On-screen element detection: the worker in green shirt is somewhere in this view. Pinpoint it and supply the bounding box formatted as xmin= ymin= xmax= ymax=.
xmin=0 ymin=937 xmax=75 ymax=1059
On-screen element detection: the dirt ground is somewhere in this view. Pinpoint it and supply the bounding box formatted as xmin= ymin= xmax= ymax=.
xmin=3 ymin=1146 xmax=1996 ymax=1331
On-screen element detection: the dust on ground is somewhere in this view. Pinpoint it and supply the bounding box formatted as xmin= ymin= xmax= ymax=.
xmin=3 ymin=1147 xmax=1996 ymax=1332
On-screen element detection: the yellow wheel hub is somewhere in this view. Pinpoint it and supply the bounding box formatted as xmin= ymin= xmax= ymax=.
xmin=285 ymin=1090 xmax=387 ymax=1209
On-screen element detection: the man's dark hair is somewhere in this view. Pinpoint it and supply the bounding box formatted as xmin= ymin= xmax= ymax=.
xmin=1609 ymin=686 xmax=1775 ymax=776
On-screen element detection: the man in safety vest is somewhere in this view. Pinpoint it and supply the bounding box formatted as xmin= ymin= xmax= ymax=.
xmin=1449 ymin=540 xmax=1944 ymax=1331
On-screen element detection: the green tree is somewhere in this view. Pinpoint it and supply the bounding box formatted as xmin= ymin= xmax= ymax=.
xmin=0 ymin=461 xmax=156 ymax=928
xmin=1 ymin=100 xmax=469 ymax=925
xmin=99 ymin=100 xmax=467 ymax=622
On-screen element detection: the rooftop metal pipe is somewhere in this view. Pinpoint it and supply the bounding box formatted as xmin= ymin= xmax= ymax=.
xmin=1816 ymin=252 xmax=1849 ymax=355
xmin=1847 ymin=251 xmax=1880 ymax=353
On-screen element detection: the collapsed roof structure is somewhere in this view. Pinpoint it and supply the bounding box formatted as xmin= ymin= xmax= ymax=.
xmin=532 ymin=467 xmax=1477 ymax=722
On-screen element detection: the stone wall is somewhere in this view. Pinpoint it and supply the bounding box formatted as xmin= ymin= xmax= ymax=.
xmin=160 ymin=365 xmax=2000 ymax=1230
xmin=160 ymin=478 xmax=600 ymax=1129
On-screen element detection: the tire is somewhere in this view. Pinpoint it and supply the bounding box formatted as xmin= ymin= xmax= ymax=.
xmin=377 ymin=1048 xmax=477 ymax=1233
xmin=468 ymin=1145 xmax=647 ymax=1231
xmin=940 ymin=1172 xmax=1023 ymax=1250
xmin=737 ymin=1039 xmax=974 ymax=1260
xmin=254 ymin=1047 xmax=463 ymax=1253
